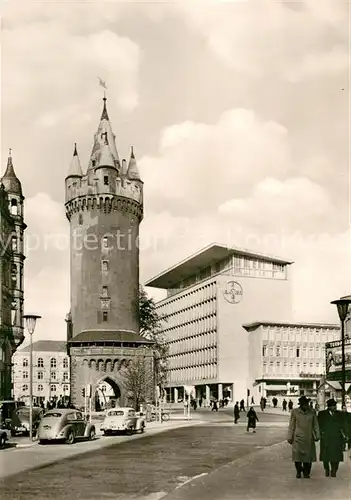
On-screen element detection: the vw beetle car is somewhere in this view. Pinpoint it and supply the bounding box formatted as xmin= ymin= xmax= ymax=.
xmin=100 ymin=407 xmax=145 ymax=435
xmin=37 ymin=409 xmax=96 ymax=445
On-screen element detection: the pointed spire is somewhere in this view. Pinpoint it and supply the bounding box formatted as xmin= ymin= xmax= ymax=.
xmin=66 ymin=143 xmax=83 ymax=178
xmin=127 ymin=146 xmax=141 ymax=181
xmin=1 ymin=149 xmax=22 ymax=195
xmin=101 ymin=97 xmax=109 ymax=121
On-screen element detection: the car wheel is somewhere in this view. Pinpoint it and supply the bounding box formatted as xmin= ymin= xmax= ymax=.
xmin=0 ymin=435 xmax=6 ymax=448
xmin=38 ymin=440 xmax=47 ymax=445
xmin=161 ymin=413 xmax=170 ymax=422
xmin=126 ymin=427 xmax=133 ymax=436
xmin=65 ymin=431 xmax=75 ymax=445
xmin=89 ymin=428 xmax=95 ymax=441
xmin=140 ymin=425 xmax=145 ymax=434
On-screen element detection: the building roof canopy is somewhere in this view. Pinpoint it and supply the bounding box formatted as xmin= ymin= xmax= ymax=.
xmin=18 ymin=340 xmax=67 ymax=353
xmin=145 ymin=243 xmax=293 ymax=289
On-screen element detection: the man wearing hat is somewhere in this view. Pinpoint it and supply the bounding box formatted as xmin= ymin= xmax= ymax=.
xmin=318 ymin=399 xmax=347 ymax=477
xmin=287 ymin=395 xmax=320 ymax=478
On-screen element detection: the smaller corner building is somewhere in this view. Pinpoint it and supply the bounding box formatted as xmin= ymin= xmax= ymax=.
xmin=0 ymin=151 xmax=26 ymax=400
xmin=65 ymin=97 xmax=153 ymax=410
xmin=145 ymin=243 xmax=340 ymax=404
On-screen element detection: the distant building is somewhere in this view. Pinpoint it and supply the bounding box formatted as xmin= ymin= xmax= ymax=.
xmin=146 ymin=243 xmax=294 ymax=403
xmin=0 ymin=151 xmax=26 ymax=400
xmin=12 ymin=340 xmax=70 ymax=405
xmin=243 ymin=321 xmax=340 ymax=402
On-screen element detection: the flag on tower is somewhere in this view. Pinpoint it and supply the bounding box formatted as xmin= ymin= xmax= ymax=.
xmin=98 ymin=77 xmax=107 ymax=89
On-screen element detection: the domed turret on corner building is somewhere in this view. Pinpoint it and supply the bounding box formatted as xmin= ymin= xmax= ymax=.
xmin=65 ymin=97 xmax=152 ymax=409
xmin=0 ymin=150 xmax=26 ymax=399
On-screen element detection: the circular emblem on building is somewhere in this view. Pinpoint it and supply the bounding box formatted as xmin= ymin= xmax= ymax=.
xmin=222 ymin=281 xmax=243 ymax=304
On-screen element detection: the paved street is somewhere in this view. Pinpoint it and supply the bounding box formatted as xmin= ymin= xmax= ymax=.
xmin=1 ymin=409 xmax=349 ymax=500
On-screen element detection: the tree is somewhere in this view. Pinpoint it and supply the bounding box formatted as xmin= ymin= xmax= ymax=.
xmin=139 ymin=286 xmax=169 ymax=395
xmin=123 ymin=355 xmax=154 ymax=411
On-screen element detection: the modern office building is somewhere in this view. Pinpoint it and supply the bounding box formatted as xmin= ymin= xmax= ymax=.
xmin=243 ymin=321 xmax=340 ymax=402
xmin=0 ymin=151 xmax=26 ymax=400
xmin=12 ymin=340 xmax=70 ymax=405
xmin=146 ymin=243 xmax=295 ymax=403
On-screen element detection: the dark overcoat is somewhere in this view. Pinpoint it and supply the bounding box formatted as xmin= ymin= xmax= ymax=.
xmin=247 ymin=409 xmax=258 ymax=428
xmin=287 ymin=407 xmax=320 ymax=462
xmin=318 ymin=410 xmax=346 ymax=462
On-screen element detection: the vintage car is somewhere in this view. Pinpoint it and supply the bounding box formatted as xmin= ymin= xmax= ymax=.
xmin=37 ymin=409 xmax=96 ymax=445
xmin=0 ymin=428 xmax=10 ymax=448
xmin=11 ymin=406 xmax=44 ymax=436
xmin=100 ymin=407 xmax=146 ymax=435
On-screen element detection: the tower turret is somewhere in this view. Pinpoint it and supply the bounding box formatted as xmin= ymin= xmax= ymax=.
xmin=1 ymin=149 xmax=26 ymax=350
xmin=127 ymin=146 xmax=141 ymax=181
xmin=65 ymin=144 xmax=83 ymax=203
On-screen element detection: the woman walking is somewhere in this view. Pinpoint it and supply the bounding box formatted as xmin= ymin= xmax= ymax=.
xmin=246 ymin=407 xmax=259 ymax=433
xmin=287 ymin=395 xmax=320 ymax=479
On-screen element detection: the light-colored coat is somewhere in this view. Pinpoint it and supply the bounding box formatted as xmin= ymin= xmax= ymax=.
xmin=287 ymin=407 xmax=320 ymax=462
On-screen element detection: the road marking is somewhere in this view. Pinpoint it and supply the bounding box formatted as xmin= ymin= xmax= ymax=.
xmin=175 ymin=472 xmax=208 ymax=489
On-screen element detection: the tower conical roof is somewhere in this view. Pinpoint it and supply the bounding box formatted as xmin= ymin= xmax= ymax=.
xmin=1 ymin=149 xmax=22 ymax=196
xmin=126 ymin=146 xmax=141 ymax=181
xmin=66 ymin=143 xmax=83 ymax=178
xmin=88 ymin=97 xmax=120 ymax=171
xmin=98 ymin=135 xmax=115 ymax=168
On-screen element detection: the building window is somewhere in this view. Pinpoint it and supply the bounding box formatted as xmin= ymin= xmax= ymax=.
xmin=23 ymin=358 xmax=28 ymax=367
xmin=296 ymin=348 xmax=300 ymax=358
xmin=23 ymin=371 xmax=28 ymax=379
xmin=11 ymin=264 xmax=17 ymax=286
xmin=38 ymin=357 xmax=44 ymax=368
xmin=102 ymin=311 xmax=108 ymax=322
xmin=50 ymin=358 xmax=57 ymax=368
xmin=12 ymin=235 xmax=17 ymax=252
xmin=63 ymin=385 xmax=69 ymax=392
xmin=262 ymin=345 xmax=267 ymax=357
xmin=11 ymin=198 xmax=18 ymax=215
xmin=63 ymin=372 xmax=69 ymax=381
xmin=22 ymin=384 xmax=28 ymax=392
xmin=78 ymin=213 xmax=83 ymax=225
xmin=102 ymin=286 xmax=108 ymax=297
xmin=37 ymin=372 xmax=43 ymax=380
xmin=104 ymin=176 xmax=109 ymax=186
xmin=102 ymin=260 xmax=109 ymax=272
xmin=276 ymin=346 xmax=281 ymax=357
xmin=51 ymin=372 xmax=56 ymax=380
xmin=102 ymin=237 xmax=108 ymax=249
xmin=51 ymin=385 xmax=56 ymax=392
xmin=38 ymin=384 xmax=43 ymax=392
xmin=63 ymin=358 xmax=68 ymax=368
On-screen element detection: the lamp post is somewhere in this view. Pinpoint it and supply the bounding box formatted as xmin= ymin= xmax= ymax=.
xmin=331 ymin=295 xmax=351 ymax=409
xmin=23 ymin=314 xmax=41 ymax=440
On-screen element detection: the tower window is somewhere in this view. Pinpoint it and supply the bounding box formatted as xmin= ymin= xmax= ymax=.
xmin=12 ymin=235 xmax=17 ymax=251
xmin=78 ymin=214 xmax=83 ymax=225
xmin=11 ymin=264 xmax=17 ymax=287
xmin=102 ymin=260 xmax=109 ymax=272
xmin=102 ymin=286 xmax=108 ymax=297
xmin=92 ymin=160 xmax=96 ymax=167
xmin=10 ymin=199 xmax=18 ymax=215
xmin=102 ymin=311 xmax=108 ymax=322
xmin=102 ymin=237 xmax=108 ymax=249
xmin=104 ymin=176 xmax=109 ymax=186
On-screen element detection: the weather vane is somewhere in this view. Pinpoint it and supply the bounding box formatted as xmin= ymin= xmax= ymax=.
xmin=98 ymin=77 xmax=107 ymax=98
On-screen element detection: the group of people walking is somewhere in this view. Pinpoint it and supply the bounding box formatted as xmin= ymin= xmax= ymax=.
xmin=287 ymin=396 xmax=348 ymax=478
xmin=233 ymin=401 xmax=259 ymax=432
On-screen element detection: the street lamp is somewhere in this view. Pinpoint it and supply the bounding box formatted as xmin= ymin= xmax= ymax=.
xmin=331 ymin=295 xmax=351 ymax=409
xmin=23 ymin=314 xmax=41 ymax=440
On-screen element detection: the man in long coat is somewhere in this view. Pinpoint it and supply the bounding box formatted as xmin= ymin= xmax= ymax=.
xmin=287 ymin=395 xmax=320 ymax=478
xmin=318 ymin=399 xmax=346 ymax=477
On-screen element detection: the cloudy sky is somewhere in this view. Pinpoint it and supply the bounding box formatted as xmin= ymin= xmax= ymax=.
xmin=1 ymin=0 xmax=349 ymax=342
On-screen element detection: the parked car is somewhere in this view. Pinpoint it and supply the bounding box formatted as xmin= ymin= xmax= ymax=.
xmin=0 ymin=400 xmax=25 ymax=430
xmin=11 ymin=406 xmax=44 ymax=436
xmin=100 ymin=407 xmax=146 ymax=435
xmin=0 ymin=428 xmax=10 ymax=448
xmin=37 ymin=409 xmax=96 ymax=445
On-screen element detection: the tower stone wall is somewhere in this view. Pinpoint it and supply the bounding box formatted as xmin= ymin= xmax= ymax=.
xmin=65 ymin=97 xmax=150 ymax=408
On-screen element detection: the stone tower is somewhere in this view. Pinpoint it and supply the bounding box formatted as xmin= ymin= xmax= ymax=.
xmin=0 ymin=150 xmax=26 ymax=399
xmin=65 ymin=97 xmax=152 ymax=409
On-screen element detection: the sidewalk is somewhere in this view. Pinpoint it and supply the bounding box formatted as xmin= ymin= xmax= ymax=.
xmin=166 ymin=441 xmax=351 ymax=500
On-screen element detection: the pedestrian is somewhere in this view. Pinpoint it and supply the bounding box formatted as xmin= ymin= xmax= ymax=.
xmin=260 ymin=397 xmax=265 ymax=412
xmin=211 ymin=400 xmax=218 ymax=412
xmin=199 ymin=397 xmax=202 ymax=408
xmin=240 ymin=399 xmax=245 ymax=412
xmin=282 ymin=399 xmax=287 ymax=411
xmin=318 ymin=399 xmax=347 ymax=477
xmin=246 ymin=407 xmax=259 ymax=433
xmin=288 ymin=400 xmax=293 ymax=411
xmin=263 ymin=397 xmax=267 ymax=410
xmin=234 ymin=401 xmax=240 ymax=424
xmin=287 ymin=395 xmax=320 ymax=479
xmin=272 ymin=397 xmax=278 ymax=408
